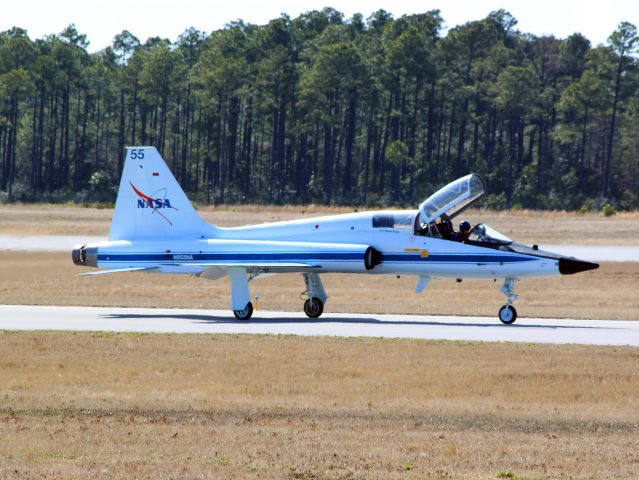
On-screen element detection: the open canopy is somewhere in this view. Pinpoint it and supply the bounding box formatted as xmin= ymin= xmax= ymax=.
xmin=419 ymin=173 xmax=486 ymax=224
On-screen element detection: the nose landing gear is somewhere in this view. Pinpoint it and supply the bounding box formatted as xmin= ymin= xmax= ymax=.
xmin=499 ymin=277 xmax=519 ymax=324
xmin=498 ymin=304 xmax=517 ymax=324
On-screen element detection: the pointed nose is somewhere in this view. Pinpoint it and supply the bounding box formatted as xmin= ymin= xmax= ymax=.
xmin=558 ymin=257 xmax=599 ymax=275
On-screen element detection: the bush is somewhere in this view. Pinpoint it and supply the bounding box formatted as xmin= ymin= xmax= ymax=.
xmin=483 ymin=192 xmax=507 ymax=210
xmin=601 ymin=203 xmax=616 ymax=217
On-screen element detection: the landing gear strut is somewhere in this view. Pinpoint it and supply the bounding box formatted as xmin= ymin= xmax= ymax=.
xmin=228 ymin=267 xmax=253 ymax=320
xmin=499 ymin=277 xmax=519 ymax=324
xmin=302 ymin=272 xmax=327 ymax=319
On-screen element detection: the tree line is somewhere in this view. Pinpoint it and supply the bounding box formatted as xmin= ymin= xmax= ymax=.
xmin=0 ymin=9 xmax=638 ymax=210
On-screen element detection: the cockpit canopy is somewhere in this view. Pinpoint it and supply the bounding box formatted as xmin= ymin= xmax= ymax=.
xmin=419 ymin=174 xmax=486 ymax=224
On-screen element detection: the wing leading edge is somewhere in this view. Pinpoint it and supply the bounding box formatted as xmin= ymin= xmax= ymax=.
xmin=78 ymin=266 xmax=159 ymax=276
xmin=78 ymin=262 xmax=320 ymax=277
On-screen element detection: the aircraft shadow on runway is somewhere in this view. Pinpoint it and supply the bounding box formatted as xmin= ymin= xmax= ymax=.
xmin=100 ymin=313 xmax=615 ymax=330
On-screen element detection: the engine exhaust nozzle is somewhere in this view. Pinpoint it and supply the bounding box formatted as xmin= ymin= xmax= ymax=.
xmin=72 ymin=244 xmax=98 ymax=267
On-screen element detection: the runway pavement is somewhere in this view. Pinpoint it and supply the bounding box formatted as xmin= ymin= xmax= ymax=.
xmin=1 ymin=305 xmax=637 ymax=346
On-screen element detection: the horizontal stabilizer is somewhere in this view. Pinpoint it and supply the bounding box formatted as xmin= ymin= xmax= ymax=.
xmin=78 ymin=267 xmax=158 ymax=276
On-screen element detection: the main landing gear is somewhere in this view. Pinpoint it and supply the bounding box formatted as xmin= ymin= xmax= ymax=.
xmin=226 ymin=268 xmax=329 ymax=321
xmin=498 ymin=277 xmax=519 ymax=324
xmin=302 ymin=272 xmax=327 ymax=319
xmin=233 ymin=302 xmax=253 ymax=320
xmin=304 ymin=297 xmax=324 ymax=318
xmin=228 ymin=267 xmax=254 ymax=320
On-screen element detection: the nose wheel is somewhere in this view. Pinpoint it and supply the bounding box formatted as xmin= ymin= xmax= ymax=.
xmin=233 ymin=302 xmax=253 ymax=320
xmin=498 ymin=304 xmax=517 ymax=324
xmin=304 ymin=297 xmax=324 ymax=318
xmin=499 ymin=278 xmax=519 ymax=324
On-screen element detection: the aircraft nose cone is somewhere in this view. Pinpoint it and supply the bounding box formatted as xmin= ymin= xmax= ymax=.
xmin=558 ymin=257 xmax=599 ymax=275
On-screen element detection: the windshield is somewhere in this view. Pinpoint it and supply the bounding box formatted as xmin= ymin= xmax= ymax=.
xmin=467 ymin=224 xmax=512 ymax=245
xmin=418 ymin=174 xmax=486 ymax=224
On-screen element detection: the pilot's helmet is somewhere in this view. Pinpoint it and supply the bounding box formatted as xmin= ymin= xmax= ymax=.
xmin=459 ymin=220 xmax=471 ymax=233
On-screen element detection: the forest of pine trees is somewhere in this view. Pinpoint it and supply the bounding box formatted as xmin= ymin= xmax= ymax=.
xmin=0 ymin=9 xmax=638 ymax=210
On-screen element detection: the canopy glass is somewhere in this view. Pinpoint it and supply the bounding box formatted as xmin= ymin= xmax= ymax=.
xmin=418 ymin=174 xmax=486 ymax=224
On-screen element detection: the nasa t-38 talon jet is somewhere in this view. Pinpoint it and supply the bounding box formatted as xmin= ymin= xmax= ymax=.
xmin=72 ymin=146 xmax=599 ymax=324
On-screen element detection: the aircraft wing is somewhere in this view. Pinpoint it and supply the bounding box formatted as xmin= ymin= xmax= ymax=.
xmin=188 ymin=262 xmax=320 ymax=280
xmin=180 ymin=262 xmax=319 ymax=269
xmin=78 ymin=266 xmax=158 ymax=276
xmin=77 ymin=263 xmax=320 ymax=278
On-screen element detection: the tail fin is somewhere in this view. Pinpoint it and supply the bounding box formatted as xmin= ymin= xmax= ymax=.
xmin=109 ymin=147 xmax=216 ymax=241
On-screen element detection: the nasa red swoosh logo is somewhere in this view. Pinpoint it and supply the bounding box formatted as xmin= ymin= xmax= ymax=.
xmin=130 ymin=181 xmax=178 ymax=225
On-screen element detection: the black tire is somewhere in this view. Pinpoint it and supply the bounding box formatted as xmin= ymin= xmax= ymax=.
xmin=303 ymin=297 xmax=324 ymax=318
xmin=498 ymin=305 xmax=517 ymax=324
xmin=233 ymin=302 xmax=253 ymax=320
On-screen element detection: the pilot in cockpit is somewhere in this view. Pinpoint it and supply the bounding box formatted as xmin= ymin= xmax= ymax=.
xmin=450 ymin=220 xmax=472 ymax=242
xmin=459 ymin=220 xmax=472 ymax=242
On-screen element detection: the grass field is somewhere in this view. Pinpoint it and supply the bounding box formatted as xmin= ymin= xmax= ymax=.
xmin=1 ymin=332 xmax=638 ymax=479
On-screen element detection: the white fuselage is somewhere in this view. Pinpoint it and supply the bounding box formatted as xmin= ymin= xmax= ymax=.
xmin=89 ymin=210 xmax=559 ymax=279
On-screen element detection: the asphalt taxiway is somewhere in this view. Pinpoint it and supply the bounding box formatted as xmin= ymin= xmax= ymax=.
xmin=1 ymin=305 xmax=637 ymax=346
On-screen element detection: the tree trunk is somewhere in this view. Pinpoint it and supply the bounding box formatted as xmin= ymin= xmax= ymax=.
xmin=343 ymin=96 xmax=357 ymax=198
xmin=506 ymin=115 xmax=517 ymax=207
xmin=117 ymin=89 xmax=126 ymax=180
xmin=578 ymin=105 xmax=589 ymax=195
xmin=242 ymin=97 xmax=253 ymax=196
xmin=604 ymin=54 xmax=624 ymax=197
xmin=227 ymin=96 xmax=240 ymax=186
xmin=425 ymin=81 xmax=437 ymax=169
xmin=30 ymin=89 xmax=39 ymax=193
xmin=276 ymin=98 xmax=286 ymax=203
xmin=455 ymin=99 xmax=468 ymax=177
xmin=322 ymin=113 xmax=334 ymax=205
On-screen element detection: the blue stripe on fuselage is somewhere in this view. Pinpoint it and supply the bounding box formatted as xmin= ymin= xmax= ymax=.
xmin=96 ymin=252 xmax=537 ymax=264
xmin=383 ymin=253 xmax=536 ymax=263
xmin=97 ymin=252 xmax=362 ymax=262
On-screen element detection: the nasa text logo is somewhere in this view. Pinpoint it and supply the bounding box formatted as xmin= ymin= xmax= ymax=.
xmin=137 ymin=198 xmax=173 ymax=209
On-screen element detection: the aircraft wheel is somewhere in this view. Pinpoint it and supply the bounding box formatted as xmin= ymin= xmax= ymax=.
xmin=233 ymin=302 xmax=253 ymax=320
xmin=303 ymin=297 xmax=324 ymax=318
xmin=498 ymin=305 xmax=517 ymax=324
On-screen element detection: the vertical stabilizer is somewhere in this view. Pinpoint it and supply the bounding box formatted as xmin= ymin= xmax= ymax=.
xmin=109 ymin=147 xmax=216 ymax=241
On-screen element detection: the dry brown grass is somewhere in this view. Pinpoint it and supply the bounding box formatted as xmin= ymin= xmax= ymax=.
xmin=1 ymin=203 xmax=639 ymax=244
xmin=1 ymin=251 xmax=637 ymax=320
xmin=0 ymin=331 xmax=638 ymax=479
